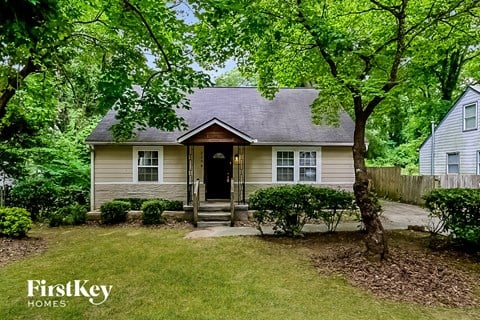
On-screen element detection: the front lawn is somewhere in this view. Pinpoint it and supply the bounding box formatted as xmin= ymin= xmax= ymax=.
xmin=0 ymin=226 xmax=479 ymax=320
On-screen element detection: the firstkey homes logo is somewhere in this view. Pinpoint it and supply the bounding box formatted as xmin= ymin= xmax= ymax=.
xmin=27 ymin=280 xmax=113 ymax=307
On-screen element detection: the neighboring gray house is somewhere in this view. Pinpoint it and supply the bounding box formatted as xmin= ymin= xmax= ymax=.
xmin=420 ymin=85 xmax=480 ymax=175
xmin=87 ymin=87 xmax=355 ymax=210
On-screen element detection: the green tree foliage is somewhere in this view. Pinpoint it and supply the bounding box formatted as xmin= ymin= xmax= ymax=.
xmin=192 ymin=0 xmax=480 ymax=259
xmin=215 ymin=68 xmax=256 ymax=86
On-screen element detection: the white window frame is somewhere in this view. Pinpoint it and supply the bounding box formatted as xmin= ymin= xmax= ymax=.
xmin=272 ymin=147 xmax=321 ymax=183
xmin=446 ymin=152 xmax=460 ymax=175
xmin=463 ymin=102 xmax=477 ymax=131
xmin=133 ymin=146 xmax=163 ymax=183
xmin=477 ymin=151 xmax=480 ymax=175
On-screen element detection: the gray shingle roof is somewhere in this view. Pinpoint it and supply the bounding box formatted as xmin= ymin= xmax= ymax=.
xmin=86 ymin=87 xmax=355 ymax=145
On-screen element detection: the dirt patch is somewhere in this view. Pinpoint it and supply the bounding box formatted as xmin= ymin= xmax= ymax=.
xmin=0 ymin=237 xmax=48 ymax=267
xmin=85 ymin=218 xmax=194 ymax=230
xmin=307 ymin=231 xmax=480 ymax=307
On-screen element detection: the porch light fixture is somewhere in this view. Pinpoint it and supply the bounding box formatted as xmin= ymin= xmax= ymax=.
xmin=234 ymin=154 xmax=239 ymax=163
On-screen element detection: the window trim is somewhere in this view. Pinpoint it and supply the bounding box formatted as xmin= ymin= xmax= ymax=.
xmin=133 ymin=146 xmax=164 ymax=183
xmin=446 ymin=152 xmax=460 ymax=175
xmin=463 ymin=102 xmax=477 ymax=131
xmin=272 ymin=147 xmax=321 ymax=183
xmin=477 ymin=151 xmax=480 ymax=175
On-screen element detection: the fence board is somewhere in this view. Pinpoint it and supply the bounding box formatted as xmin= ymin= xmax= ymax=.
xmin=367 ymin=167 xmax=480 ymax=205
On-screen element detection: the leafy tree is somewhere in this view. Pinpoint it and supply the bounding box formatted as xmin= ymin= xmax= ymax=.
xmin=215 ymin=68 xmax=256 ymax=86
xmin=192 ymin=0 xmax=480 ymax=259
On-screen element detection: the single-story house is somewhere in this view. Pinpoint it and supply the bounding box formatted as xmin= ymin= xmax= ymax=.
xmin=86 ymin=87 xmax=355 ymax=211
xmin=419 ymin=85 xmax=480 ymax=175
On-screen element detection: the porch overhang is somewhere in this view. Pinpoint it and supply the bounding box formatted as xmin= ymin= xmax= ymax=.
xmin=177 ymin=118 xmax=256 ymax=145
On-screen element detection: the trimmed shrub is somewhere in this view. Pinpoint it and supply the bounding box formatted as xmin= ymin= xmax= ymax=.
xmin=0 ymin=207 xmax=33 ymax=237
xmin=310 ymin=188 xmax=356 ymax=232
xmin=100 ymin=201 xmax=130 ymax=225
xmin=165 ymin=200 xmax=183 ymax=211
xmin=141 ymin=200 xmax=167 ymax=225
xmin=114 ymin=198 xmax=184 ymax=211
xmin=423 ymin=188 xmax=480 ymax=248
xmin=48 ymin=204 xmax=87 ymax=227
xmin=250 ymin=185 xmax=356 ymax=236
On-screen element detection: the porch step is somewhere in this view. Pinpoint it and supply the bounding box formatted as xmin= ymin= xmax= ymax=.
xmin=197 ymin=212 xmax=231 ymax=221
xmin=197 ymin=221 xmax=231 ymax=228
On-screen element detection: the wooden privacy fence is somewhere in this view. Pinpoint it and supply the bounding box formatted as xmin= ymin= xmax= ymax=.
xmin=367 ymin=167 xmax=480 ymax=205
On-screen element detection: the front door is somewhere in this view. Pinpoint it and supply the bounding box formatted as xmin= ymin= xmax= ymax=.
xmin=205 ymin=144 xmax=232 ymax=199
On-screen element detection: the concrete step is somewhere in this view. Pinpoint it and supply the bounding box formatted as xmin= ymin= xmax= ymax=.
xmin=197 ymin=221 xmax=231 ymax=228
xmin=198 ymin=212 xmax=231 ymax=221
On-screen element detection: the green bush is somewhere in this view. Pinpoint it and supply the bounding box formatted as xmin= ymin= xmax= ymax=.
xmin=100 ymin=201 xmax=130 ymax=225
xmin=0 ymin=207 xmax=33 ymax=237
xmin=423 ymin=188 xmax=480 ymax=248
xmin=249 ymin=185 xmax=355 ymax=236
xmin=8 ymin=178 xmax=60 ymax=221
xmin=310 ymin=188 xmax=356 ymax=232
xmin=141 ymin=200 xmax=167 ymax=225
xmin=48 ymin=204 xmax=87 ymax=227
xmin=114 ymin=198 xmax=183 ymax=211
xmin=165 ymin=200 xmax=183 ymax=211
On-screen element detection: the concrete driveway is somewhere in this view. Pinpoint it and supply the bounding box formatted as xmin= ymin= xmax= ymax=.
xmin=185 ymin=200 xmax=433 ymax=239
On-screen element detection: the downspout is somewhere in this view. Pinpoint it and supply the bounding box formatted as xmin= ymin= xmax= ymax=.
xmin=90 ymin=145 xmax=95 ymax=211
xmin=431 ymin=121 xmax=435 ymax=176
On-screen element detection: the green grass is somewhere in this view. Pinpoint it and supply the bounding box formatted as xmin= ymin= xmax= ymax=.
xmin=0 ymin=226 xmax=478 ymax=320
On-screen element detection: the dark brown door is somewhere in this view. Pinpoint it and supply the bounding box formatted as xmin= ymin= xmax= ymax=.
xmin=205 ymin=144 xmax=232 ymax=199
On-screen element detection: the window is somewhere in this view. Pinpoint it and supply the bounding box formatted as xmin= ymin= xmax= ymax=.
xmin=299 ymin=151 xmax=317 ymax=181
xmin=133 ymin=147 xmax=163 ymax=183
xmin=463 ymin=103 xmax=477 ymax=131
xmin=447 ymin=152 xmax=459 ymax=174
xmin=276 ymin=151 xmax=294 ymax=181
xmin=273 ymin=148 xmax=320 ymax=183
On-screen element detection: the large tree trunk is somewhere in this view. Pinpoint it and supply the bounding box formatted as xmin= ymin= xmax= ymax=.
xmin=352 ymin=115 xmax=388 ymax=261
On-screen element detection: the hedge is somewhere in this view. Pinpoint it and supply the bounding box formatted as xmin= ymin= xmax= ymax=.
xmin=249 ymin=185 xmax=356 ymax=236
xmin=423 ymin=188 xmax=480 ymax=248
xmin=0 ymin=207 xmax=33 ymax=237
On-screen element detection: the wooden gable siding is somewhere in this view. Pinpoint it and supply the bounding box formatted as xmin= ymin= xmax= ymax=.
xmin=183 ymin=123 xmax=250 ymax=145
xmin=420 ymin=88 xmax=480 ymax=175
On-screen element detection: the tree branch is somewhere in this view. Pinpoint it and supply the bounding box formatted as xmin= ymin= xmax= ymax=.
xmin=123 ymin=0 xmax=172 ymax=72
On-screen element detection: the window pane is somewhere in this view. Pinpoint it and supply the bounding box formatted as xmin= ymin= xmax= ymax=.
xmin=138 ymin=167 xmax=158 ymax=182
xmin=138 ymin=151 xmax=145 ymax=165
xmin=277 ymin=167 xmax=294 ymax=181
xmin=448 ymin=164 xmax=459 ymax=174
xmin=299 ymin=151 xmax=316 ymax=166
xmin=447 ymin=153 xmax=459 ymax=164
xmin=465 ymin=105 xmax=476 ymax=117
xmin=277 ymin=151 xmax=294 ymax=166
xmin=465 ymin=117 xmax=476 ymax=130
xmin=300 ymin=168 xmax=316 ymax=181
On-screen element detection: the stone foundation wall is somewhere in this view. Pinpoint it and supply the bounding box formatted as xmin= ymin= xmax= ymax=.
xmin=94 ymin=184 xmax=187 ymax=210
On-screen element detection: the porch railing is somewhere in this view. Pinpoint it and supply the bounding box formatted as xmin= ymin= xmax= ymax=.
xmin=193 ymin=179 xmax=200 ymax=227
xmin=230 ymin=178 xmax=235 ymax=227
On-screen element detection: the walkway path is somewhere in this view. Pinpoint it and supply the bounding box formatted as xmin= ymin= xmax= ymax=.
xmin=185 ymin=200 xmax=433 ymax=239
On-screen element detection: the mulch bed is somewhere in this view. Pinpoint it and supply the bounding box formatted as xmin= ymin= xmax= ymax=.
xmin=0 ymin=237 xmax=48 ymax=267
xmin=309 ymin=232 xmax=480 ymax=307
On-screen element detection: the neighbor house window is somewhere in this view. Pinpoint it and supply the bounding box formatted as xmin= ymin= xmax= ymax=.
xmin=133 ymin=147 xmax=163 ymax=182
xmin=447 ymin=152 xmax=459 ymax=174
xmin=463 ymin=103 xmax=477 ymax=131
xmin=477 ymin=151 xmax=480 ymax=175
xmin=273 ymin=148 xmax=320 ymax=183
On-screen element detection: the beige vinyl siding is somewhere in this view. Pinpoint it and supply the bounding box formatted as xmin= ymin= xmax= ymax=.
xmin=94 ymin=145 xmax=132 ymax=183
xmin=321 ymin=146 xmax=354 ymax=183
xmin=163 ymin=146 xmax=187 ymax=183
xmin=245 ymin=146 xmax=272 ymax=182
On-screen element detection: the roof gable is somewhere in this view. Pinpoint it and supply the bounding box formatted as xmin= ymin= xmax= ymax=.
xmin=177 ymin=118 xmax=255 ymax=144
